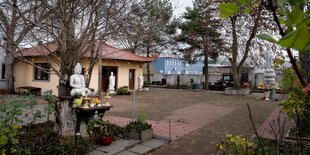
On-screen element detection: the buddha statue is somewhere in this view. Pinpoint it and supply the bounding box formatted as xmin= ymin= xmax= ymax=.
xmin=70 ymin=63 xmax=90 ymax=96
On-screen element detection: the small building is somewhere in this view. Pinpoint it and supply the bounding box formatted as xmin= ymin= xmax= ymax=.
xmin=15 ymin=42 xmax=157 ymax=95
xmin=151 ymin=57 xmax=209 ymax=75
xmin=148 ymin=57 xmax=254 ymax=86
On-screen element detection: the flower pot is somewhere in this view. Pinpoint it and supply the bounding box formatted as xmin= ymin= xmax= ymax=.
xmin=101 ymin=137 xmax=113 ymax=146
xmin=125 ymin=128 xmax=153 ymax=141
xmin=74 ymin=98 xmax=83 ymax=106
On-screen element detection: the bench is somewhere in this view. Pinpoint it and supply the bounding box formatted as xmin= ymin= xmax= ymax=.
xmin=16 ymin=86 xmax=41 ymax=96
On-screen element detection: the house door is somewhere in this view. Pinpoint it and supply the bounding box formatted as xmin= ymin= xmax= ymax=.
xmin=129 ymin=69 xmax=135 ymax=90
xmin=102 ymin=66 xmax=117 ymax=92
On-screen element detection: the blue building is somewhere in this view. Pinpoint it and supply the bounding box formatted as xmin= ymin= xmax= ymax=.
xmin=151 ymin=57 xmax=216 ymax=75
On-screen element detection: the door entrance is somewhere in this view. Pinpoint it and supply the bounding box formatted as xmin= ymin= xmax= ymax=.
xmin=102 ymin=66 xmax=117 ymax=92
xmin=129 ymin=69 xmax=135 ymax=90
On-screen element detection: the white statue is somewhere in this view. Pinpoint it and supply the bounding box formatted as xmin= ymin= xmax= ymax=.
xmin=139 ymin=72 xmax=144 ymax=91
xmin=108 ymin=72 xmax=115 ymax=93
xmin=70 ymin=63 xmax=90 ymax=96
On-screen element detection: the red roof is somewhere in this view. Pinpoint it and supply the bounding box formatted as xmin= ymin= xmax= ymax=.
xmin=20 ymin=42 xmax=158 ymax=63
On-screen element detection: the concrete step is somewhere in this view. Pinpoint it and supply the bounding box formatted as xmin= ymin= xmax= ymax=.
xmin=88 ymin=138 xmax=168 ymax=155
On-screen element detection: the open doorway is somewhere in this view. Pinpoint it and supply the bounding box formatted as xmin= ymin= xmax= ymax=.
xmin=129 ymin=69 xmax=135 ymax=90
xmin=102 ymin=66 xmax=117 ymax=92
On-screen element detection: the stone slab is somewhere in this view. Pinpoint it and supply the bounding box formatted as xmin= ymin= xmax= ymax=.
xmin=140 ymin=139 xmax=167 ymax=149
xmin=128 ymin=145 xmax=153 ymax=154
xmin=96 ymin=144 xmax=125 ymax=155
xmin=116 ymin=150 xmax=139 ymax=155
xmin=88 ymin=150 xmax=108 ymax=155
xmin=113 ymin=139 xmax=141 ymax=149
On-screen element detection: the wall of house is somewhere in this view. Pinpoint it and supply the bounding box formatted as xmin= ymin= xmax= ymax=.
xmin=15 ymin=60 xmax=60 ymax=95
xmin=87 ymin=60 xmax=142 ymax=91
xmin=15 ymin=59 xmax=142 ymax=95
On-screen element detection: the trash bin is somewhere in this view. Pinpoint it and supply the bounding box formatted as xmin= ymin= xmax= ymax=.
xmin=191 ymin=83 xmax=196 ymax=90
xmin=162 ymin=78 xmax=167 ymax=85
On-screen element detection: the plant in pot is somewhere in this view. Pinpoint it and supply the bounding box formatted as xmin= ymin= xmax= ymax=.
xmin=101 ymin=123 xmax=114 ymax=146
xmin=73 ymin=92 xmax=83 ymax=107
xmin=125 ymin=115 xmax=153 ymax=141
xmin=87 ymin=117 xmax=105 ymax=144
xmin=87 ymin=118 xmax=124 ymax=146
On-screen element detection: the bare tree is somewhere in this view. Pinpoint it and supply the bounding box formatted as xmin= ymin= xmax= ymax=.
xmin=0 ymin=0 xmax=47 ymax=93
xmin=10 ymin=0 xmax=133 ymax=96
xmin=115 ymin=0 xmax=173 ymax=84
xmin=219 ymin=0 xmax=265 ymax=88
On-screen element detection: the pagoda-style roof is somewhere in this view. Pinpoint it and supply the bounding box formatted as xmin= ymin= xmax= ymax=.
xmin=20 ymin=42 xmax=158 ymax=63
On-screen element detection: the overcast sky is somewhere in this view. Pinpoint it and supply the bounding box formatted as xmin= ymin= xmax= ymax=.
xmin=171 ymin=0 xmax=193 ymax=17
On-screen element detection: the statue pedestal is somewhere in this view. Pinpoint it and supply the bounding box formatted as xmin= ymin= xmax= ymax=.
xmin=108 ymin=87 xmax=115 ymax=94
xmin=264 ymin=91 xmax=271 ymax=100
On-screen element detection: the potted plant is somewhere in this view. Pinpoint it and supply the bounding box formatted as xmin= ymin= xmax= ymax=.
xmin=101 ymin=123 xmax=114 ymax=146
xmin=125 ymin=115 xmax=153 ymax=141
xmin=87 ymin=118 xmax=124 ymax=145
xmin=73 ymin=92 xmax=83 ymax=106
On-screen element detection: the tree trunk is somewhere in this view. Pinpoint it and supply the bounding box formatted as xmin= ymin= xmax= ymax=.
xmin=204 ymin=40 xmax=209 ymax=90
xmin=54 ymin=98 xmax=76 ymax=136
xmin=299 ymin=52 xmax=310 ymax=82
xmin=230 ymin=16 xmax=240 ymax=89
xmin=5 ymin=51 xmax=15 ymax=94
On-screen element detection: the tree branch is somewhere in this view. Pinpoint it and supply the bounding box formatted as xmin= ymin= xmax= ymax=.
xmin=267 ymin=0 xmax=309 ymax=95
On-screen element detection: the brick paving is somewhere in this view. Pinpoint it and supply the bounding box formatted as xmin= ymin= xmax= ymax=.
xmin=12 ymin=88 xmax=282 ymax=154
xmin=257 ymin=106 xmax=295 ymax=140
xmin=100 ymin=89 xmax=282 ymax=154
xmin=105 ymin=103 xmax=235 ymax=141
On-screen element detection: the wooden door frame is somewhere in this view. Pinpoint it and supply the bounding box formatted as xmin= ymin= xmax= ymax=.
xmin=129 ymin=69 xmax=135 ymax=90
xmin=102 ymin=66 xmax=118 ymax=92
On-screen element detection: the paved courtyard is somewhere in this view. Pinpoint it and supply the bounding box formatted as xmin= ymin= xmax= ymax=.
xmin=8 ymin=88 xmax=282 ymax=154
xmin=105 ymin=88 xmax=281 ymax=154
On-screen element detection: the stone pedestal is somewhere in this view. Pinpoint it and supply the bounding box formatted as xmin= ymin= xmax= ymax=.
xmin=264 ymin=68 xmax=276 ymax=85
xmin=108 ymin=86 xmax=115 ymax=94
xmin=138 ymin=85 xmax=143 ymax=91
xmin=264 ymin=91 xmax=271 ymax=100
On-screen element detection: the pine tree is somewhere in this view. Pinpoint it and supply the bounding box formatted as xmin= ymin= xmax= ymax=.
xmin=176 ymin=0 xmax=224 ymax=90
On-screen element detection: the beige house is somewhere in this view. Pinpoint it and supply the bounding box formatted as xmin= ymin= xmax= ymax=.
xmin=15 ymin=42 xmax=157 ymax=95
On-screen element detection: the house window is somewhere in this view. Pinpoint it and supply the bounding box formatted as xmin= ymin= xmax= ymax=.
xmin=34 ymin=63 xmax=50 ymax=80
xmin=1 ymin=64 xmax=5 ymax=80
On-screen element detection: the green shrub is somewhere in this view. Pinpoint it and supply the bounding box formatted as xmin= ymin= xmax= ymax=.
xmin=0 ymin=96 xmax=30 ymax=154
xmin=125 ymin=115 xmax=152 ymax=133
xmin=117 ymin=86 xmax=131 ymax=95
xmin=17 ymin=121 xmax=91 ymax=155
xmin=87 ymin=117 xmax=124 ymax=143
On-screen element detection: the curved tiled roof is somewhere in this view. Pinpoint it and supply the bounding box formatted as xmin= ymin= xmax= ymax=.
xmin=20 ymin=42 xmax=158 ymax=62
